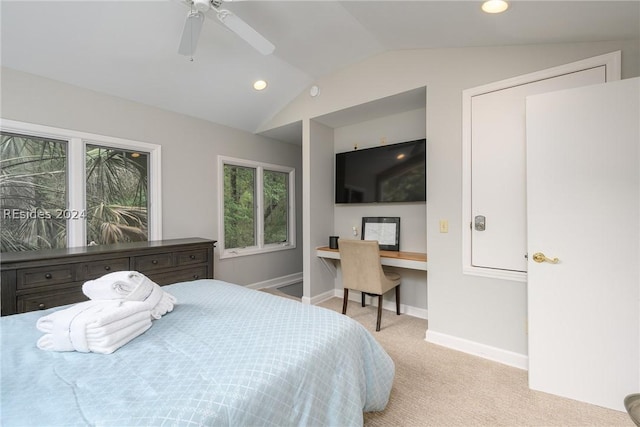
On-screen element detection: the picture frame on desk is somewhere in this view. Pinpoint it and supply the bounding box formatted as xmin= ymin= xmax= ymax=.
xmin=362 ymin=217 xmax=400 ymax=251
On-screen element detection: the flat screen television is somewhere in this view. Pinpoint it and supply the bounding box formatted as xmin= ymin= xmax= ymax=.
xmin=335 ymin=139 xmax=426 ymax=204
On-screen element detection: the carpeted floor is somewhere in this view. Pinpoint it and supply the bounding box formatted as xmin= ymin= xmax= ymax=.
xmin=258 ymin=287 xmax=303 ymax=301
xmin=317 ymin=297 xmax=633 ymax=427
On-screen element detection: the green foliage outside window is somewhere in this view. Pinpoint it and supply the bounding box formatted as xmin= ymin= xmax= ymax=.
xmin=85 ymin=144 xmax=148 ymax=245
xmin=224 ymin=164 xmax=256 ymax=249
xmin=223 ymin=163 xmax=289 ymax=250
xmin=1 ymin=133 xmax=68 ymax=251
xmin=0 ymin=133 xmax=149 ymax=252
xmin=263 ymin=170 xmax=288 ymax=244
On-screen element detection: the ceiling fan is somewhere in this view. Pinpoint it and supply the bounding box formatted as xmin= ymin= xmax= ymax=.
xmin=178 ymin=0 xmax=275 ymax=57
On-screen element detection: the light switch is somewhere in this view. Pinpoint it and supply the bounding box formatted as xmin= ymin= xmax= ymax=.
xmin=439 ymin=220 xmax=449 ymax=233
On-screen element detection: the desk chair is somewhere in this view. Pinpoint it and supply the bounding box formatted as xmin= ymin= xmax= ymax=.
xmin=339 ymin=239 xmax=401 ymax=331
xmin=625 ymin=394 xmax=640 ymax=427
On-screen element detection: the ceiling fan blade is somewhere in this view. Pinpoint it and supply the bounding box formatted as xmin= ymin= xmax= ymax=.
xmin=178 ymin=11 xmax=205 ymax=56
xmin=216 ymin=9 xmax=275 ymax=55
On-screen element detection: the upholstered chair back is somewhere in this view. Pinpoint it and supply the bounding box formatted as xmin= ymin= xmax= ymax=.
xmin=339 ymin=239 xmax=399 ymax=295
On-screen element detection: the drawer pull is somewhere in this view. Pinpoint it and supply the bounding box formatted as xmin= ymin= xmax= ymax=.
xmin=152 ymin=260 xmax=158 ymax=265
xmin=190 ymin=255 xmax=196 ymax=260
xmin=38 ymin=303 xmax=46 ymax=310
xmin=193 ymin=275 xmax=199 ymax=279
xmin=104 ymin=266 xmax=111 ymax=271
xmin=44 ymin=273 xmax=52 ymax=279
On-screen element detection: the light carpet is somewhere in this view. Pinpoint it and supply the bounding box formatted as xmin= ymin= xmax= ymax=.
xmin=258 ymin=287 xmax=302 ymax=301
xmin=318 ymin=297 xmax=633 ymax=427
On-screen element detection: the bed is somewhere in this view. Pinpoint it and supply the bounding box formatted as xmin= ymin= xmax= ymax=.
xmin=0 ymin=279 xmax=394 ymax=426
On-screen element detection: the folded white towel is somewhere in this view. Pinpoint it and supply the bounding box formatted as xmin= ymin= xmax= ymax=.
xmin=36 ymin=300 xmax=152 ymax=354
xmin=82 ymin=271 xmax=177 ymax=319
xmin=37 ymin=300 xmax=105 ymax=334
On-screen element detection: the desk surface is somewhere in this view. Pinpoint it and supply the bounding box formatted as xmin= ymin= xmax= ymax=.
xmin=316 ymin=246 xmax=427 ymax=271
xmin=316 ymin=246 xmax=427 ymax=262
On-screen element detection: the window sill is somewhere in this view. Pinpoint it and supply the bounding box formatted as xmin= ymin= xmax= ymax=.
xmin=219 ymin=243 xmax=296 ymax=260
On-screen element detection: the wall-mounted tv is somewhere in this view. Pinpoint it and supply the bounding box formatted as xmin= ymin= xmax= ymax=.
xmin=335 ymin=139 xmax=426 ymax=204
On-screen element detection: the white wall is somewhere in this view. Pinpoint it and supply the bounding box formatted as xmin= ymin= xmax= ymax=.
xmin=1 ymin=67 xmax=303 ymax=287
xmin=261 ymin=40 xmax=640 ymax=359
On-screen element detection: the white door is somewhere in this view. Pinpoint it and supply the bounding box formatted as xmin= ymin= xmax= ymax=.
xmin=463 ymin=51 xmax=621 ymax=281
xmin=526 ymin=78 xmax=640 ymax=411
xmin=471 ymin=67 xmax=606 ymax=273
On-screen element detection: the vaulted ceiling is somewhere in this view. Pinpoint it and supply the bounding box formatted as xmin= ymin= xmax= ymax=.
xmin=2 ymin=1 xmax=639 ymax=136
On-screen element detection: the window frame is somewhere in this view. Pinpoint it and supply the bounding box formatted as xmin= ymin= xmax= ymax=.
xmin=218 ymin=155 xmax=296 ymax=259
xmin=0 ymin=119 xmax=162 ymax=248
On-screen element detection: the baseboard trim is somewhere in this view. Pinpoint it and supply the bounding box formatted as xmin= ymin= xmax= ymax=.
xmin=303 ymin=289 xmax=336 ymax=305
xmin=247 ymin=272 xmax=303 ymax=290
xmin=329 ymin=289 xmax=428 ymax=320
xmin=425 ymin=330 xmax=528 ymax=370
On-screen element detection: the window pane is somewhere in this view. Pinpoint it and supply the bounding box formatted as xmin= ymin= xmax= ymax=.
xmin=224 ymin=164 xmax=256 ymax=249
xmin=85 ymin=145 xmax=149 ymax=245
xmin=0 ymin=132 xmax=68 ymax=251
xmin=263 ymin=170 xmax=288 ymax=245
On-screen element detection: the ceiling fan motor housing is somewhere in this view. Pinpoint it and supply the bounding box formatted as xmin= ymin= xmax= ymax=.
xmin=193 ymin=0 xmax=213 ymax=12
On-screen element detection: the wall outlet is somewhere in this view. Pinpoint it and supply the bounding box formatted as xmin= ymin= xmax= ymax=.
xmin=439 ymin=220 xmax=449 ymax=233
xmin=352 ymin=226 xmax=358 ymax=236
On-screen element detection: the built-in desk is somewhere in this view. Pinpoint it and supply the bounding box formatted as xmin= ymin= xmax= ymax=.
xmin=316 ymin=246 xmax=427 ymax=273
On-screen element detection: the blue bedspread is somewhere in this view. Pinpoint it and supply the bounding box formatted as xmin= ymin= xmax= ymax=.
xmin=1 ymin=279 xmax=394 ymax=426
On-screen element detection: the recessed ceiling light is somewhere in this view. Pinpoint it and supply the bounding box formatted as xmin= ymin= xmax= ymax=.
xmin=482 ymin=0 xmax=509 ymax=14
xmin=253 ymin=80 xmax=267 ymax=91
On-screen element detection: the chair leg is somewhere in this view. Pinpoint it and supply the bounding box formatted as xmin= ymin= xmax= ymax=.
xmin=396 ymin=285 xmax=401 ymax=315
xmin=376 ymin=295 xmax=383 ymax=331
xmin=361 ymin=292 xmax=366 ymax=307
xmin=342 ymin=289 xmax=349 ymax=315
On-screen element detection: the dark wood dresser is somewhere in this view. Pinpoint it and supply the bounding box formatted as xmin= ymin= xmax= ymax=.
xmin=0 ymin=238 xmax=216 ymax=316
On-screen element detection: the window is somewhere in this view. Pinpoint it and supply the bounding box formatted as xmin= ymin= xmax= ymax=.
xmin=0 ymin=133 xmax=68 ymax=251
xmin=85 ymin=145 xmax=150 ymax=245
xmin=219 ymin=156 xmax=295 ymax=258
xmin=0 ymin=120 xmax=161 ymax=252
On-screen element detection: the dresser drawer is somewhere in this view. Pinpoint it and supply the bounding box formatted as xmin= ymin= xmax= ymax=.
xmin=176 ymin=248 xmax=209 ymax=266
xmin=17 ymin=285 xmax=87 ymax=313
xmin=133 ymin=252 xmax=174 ymax=272
xmin=2 ymin=238 xmax=215 ymax=316
xmin=17 ymin=265 xmax=75 ymax=290
xmin=147 ymin=265 xmax=208 ymax=286
xmin=80 ymin=257 xmax=130 ymax=280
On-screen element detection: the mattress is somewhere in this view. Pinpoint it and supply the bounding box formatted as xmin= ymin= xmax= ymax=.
xmin=0 ymin=279 xmax=394 ymax=426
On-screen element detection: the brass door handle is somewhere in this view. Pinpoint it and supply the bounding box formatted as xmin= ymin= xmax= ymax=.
xmin=532 ymin=252 xmax=559 ymax=264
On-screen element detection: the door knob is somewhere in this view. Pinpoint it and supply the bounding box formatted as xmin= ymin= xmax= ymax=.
xmin=532 ymin=252 xmax=559 ymax=264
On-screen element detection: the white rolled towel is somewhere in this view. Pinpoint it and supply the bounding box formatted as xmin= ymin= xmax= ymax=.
xmin=82 ymin=271 xmax=176 ymax=319
xmin=36 ymin=300 xmax=152 ymax=354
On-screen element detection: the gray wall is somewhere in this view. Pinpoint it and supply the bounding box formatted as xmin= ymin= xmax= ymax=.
xmin=333 ymin=108 xmax=428 ymax=312
xmin=304 ymin=119 xmax=336 ymax=300
xmin=261 ymin=40 xmax=640 ymax=357
xmin=1 ymin=67 xmax=303 ymax=286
